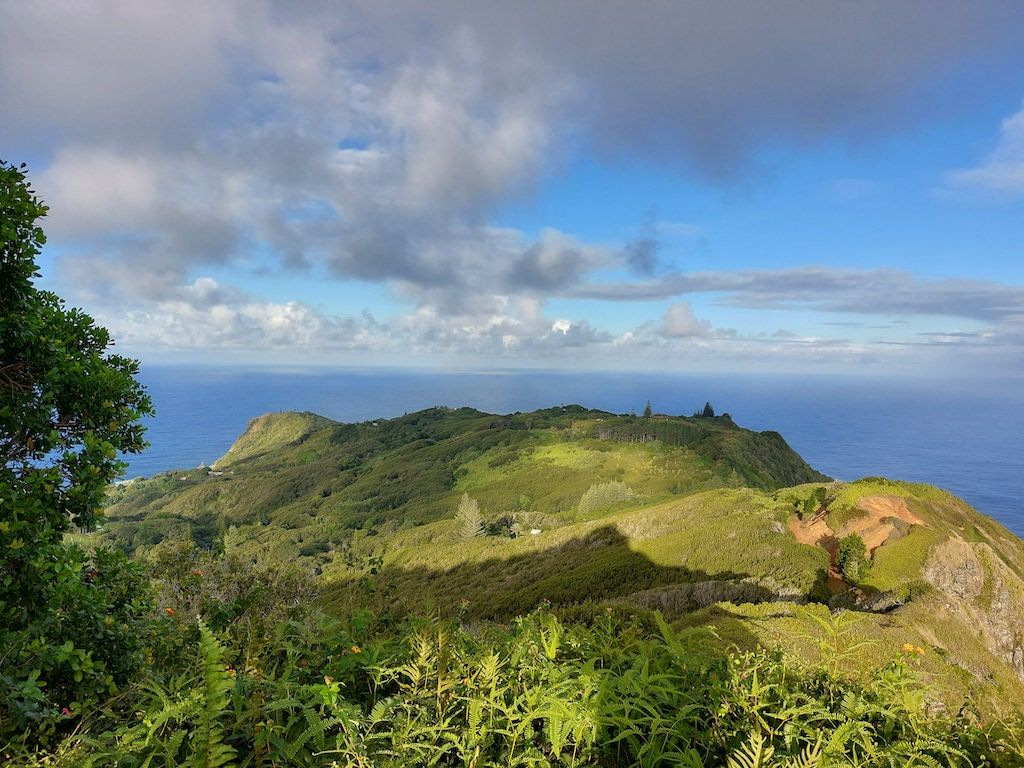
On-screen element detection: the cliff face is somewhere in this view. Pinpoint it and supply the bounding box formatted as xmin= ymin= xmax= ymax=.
xmin=925 ymin=538 xmax=1024 ymax=680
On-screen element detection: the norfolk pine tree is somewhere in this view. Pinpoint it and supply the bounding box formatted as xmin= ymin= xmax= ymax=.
xmin=456 ymin=493 xmax=484 ymax=540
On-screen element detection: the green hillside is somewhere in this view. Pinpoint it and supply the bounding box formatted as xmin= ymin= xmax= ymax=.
xmin=98 ymin=406 xmax=1024 ymax=723
xmin=102 ymin=405 xmax=828 ymax=555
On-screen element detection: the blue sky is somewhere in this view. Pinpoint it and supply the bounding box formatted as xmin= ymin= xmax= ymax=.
xmin=3 ymin=1 xmax=1024 ymax=375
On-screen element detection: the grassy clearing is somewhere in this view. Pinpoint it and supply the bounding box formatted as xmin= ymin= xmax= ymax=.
xmin=862 ymin=525 xmax=944 ymax=594
xmin=319 ymin=488 xmax=830 ymax=624
xmin=214 ymin=411 xmax=336 ymax=467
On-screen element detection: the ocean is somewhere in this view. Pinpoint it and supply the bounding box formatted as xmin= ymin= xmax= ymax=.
xmin=122 ymin=366 xmax=1024 ymax=537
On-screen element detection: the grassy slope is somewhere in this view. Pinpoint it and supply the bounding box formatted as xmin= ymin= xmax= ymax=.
xmin=102 ymin=405 xmax=826 ymax=555
xmin=101 ymin=406 xmax=1024 ymax=719
xmin=682 ymin=478 xmax=1024 ymax=718
xmin=323 ymin=488 xmax=827 ymax=619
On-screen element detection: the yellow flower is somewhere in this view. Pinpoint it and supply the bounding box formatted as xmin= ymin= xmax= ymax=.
xmin=902 ymin=642 xmax=915 ymax=653
xmin=916 ymin=646 xmax=926 ymax=656
xmin=164 ymin=607 xmax=176 ymax=617
xmin=350 ymin=645 xmax=362 ymax=654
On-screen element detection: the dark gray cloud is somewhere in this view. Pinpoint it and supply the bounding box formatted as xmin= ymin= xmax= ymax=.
xmin=623 ymin=238 xmax=662 ymax=276
xmin=8 ymin=1 xmax=1021 ymax=167
xmin=355 ymin=1 xmax=1024 ymax=176
xmin=12 ymin=0 xmax=1023 ymax=294
xmin=506 ymin=235 xmax=599 ymax=292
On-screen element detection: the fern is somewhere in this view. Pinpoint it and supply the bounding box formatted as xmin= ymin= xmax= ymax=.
xmin=191 ymin=620 xmax=237 ymax=768
xmin=284 ymin=709 xmax=343 ymax=761
xmin=32 ymin=605 xmax=1024 ymax=766
xmin=786 ymin=739 xmax=821 ymax=768
xmin=824 ymin=718 xmax=875 ymax=757
xmin=728 ymin=732 xmax=774 ymax=768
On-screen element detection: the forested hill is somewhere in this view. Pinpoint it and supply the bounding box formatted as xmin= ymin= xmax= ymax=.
xmin=102 ymin=404 xmax=827 ymax=553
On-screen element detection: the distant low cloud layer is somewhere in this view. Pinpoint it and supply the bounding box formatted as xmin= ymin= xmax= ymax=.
xmin=573 ymin=267 xmax=1024 ymax=326
xmin=2 ymin=1 xmax=1023 ymax=371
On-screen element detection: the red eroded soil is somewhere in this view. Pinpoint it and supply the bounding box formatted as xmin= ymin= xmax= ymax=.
xmin=846 ymin=495 xmax=923 ymax=555
xmin=788 ymin=495 xmax=924 ymax=592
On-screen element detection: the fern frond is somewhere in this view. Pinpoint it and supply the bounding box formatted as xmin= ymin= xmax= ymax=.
xmin=191 ymin=620 xmax=237 ymax=768
xmin=727 ymin=732 xmax=774 ymax=768
xmin=785 ymin=738 xmax=821 ymax=768
xmin=285 ymin=712 xmax=341 ymax=760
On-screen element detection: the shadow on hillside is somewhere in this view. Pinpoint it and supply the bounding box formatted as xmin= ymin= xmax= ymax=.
xmin=326 ymin=525 xmax=823 ymax=637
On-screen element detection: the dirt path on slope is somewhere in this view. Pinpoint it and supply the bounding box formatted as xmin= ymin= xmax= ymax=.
xmin=788 ymin=512 xmax=832 ymax=548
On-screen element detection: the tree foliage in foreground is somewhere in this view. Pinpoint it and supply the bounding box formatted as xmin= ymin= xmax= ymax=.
xmin=1 ymin=160 xmax=154 ymax=743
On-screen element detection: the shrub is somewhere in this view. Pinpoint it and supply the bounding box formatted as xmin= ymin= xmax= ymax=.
xmin=487 ymin=513 xmax=519 ymax=538
xmin=577 ymin=481 xmax=635 ymax=516
xmin=837 ymin=534 xmax=869 ymax=582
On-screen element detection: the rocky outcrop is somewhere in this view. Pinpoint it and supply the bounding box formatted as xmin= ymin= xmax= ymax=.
xmin=620 ymin=577 xmax=806 ymax=619
xmin=924 ymin=538 xmax=1024 ymax=680
xmin=827 ymin=587 xmax=907 ymax=613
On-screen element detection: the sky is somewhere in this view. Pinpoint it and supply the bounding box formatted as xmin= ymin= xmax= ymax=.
xmin=3 ymin=1 xmax=1024 ymax=375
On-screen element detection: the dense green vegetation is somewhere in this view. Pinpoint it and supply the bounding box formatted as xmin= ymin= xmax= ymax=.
xmin=100 ymin=406 xmax=828 ymax=558
xmin=15 ymin=553 xmax=1024 ymax=767
xmin=1 ymin=160 xmax=153 ymax=745
xmin=99 ymin=417 xmax=1024 ymax=723
xmin=6 ymin=163 xmax=1024 ymax=765
xmin=837 ymin=535 xmax=868 ymax=582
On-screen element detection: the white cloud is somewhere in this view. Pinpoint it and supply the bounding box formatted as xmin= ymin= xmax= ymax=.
xmin=98 ymin=280 xmax=391 ymax=352
xmin=659 ymin=302 xmax=712 ymax=338
xmin=3 ymin=1 xmax=1024 ymax=373
xmin=947 ymin=101 xmax=1024 ymax=195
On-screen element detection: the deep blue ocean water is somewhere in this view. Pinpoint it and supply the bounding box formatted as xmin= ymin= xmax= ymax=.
xmin=122 ymin=366 xmax=1024 ymax=537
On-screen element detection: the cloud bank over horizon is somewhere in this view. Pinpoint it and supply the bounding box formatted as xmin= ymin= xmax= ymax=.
xmin=3 ymin=1 xmax=1024 ymax=374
